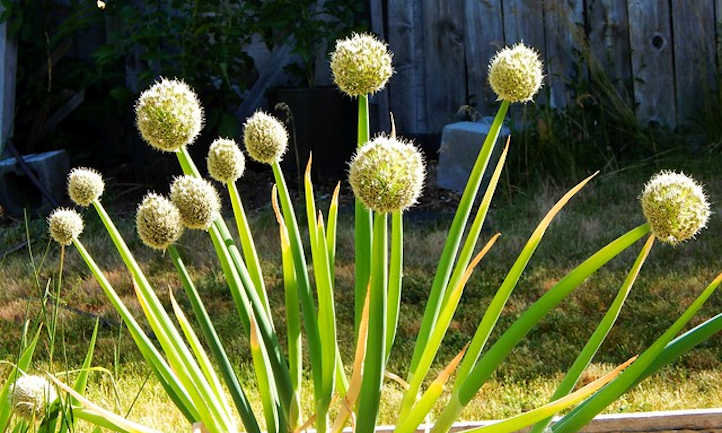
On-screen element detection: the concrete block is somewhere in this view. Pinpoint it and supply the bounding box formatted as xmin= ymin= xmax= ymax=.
xmin=436 ymin=118 xmax=510 ymax=194
xmin=0 ymin=149 xmax=69 ymax=216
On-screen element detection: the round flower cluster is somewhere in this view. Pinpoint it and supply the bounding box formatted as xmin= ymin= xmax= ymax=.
xmin=68 ymin=167 xmax=104 ymax=206
xmin=9 ymin=375 xmax=57 ymax=420
xmin=349 ymin=135 xmax=425 ymax=213
xmin=641 ymin=171 xmax=710 ymax=245
xmin=170 ymin=175 xmax=220 ymax=230
xmin=243 ymin=111 xmax=288 ymax=164
xmin=48 ymin=208 xmax=84 ymax=246
xmin=207 ymin=138 xmax=245 ymax=183
xmin=135 ymin=78 xmax=204 ymax=152
xmin=136 ymin=193 xmax=184 ymax=250
xmin=488 ymin=43 xmax=543 ymax=103
xmin=330 ymin=33 xmax=393 ymax=97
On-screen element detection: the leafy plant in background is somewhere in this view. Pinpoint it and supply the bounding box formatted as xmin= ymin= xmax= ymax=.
xmin=95 ymin=0 xmax=257 ymax=138
xmin=254 ymin=0 xmax=367 ymax=87
xmin=37 ymin=35 xmax=720 ymax=433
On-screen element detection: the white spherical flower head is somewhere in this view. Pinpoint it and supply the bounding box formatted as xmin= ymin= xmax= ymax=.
xmin=207 ymin=138 xmax=245 ymax=183
xmin=243 ymin=111 xmax=288 ymax=164
xmin=9 ymin=375 xmax=58 ymax=420
xmin=136 ymin=193 xmax=184 ymax=250
xmin=641 ymin=171 xmax=710 ymax=245
xmin=48 ymin=208 xmax=84 ymax=246
xmin=349 ymin=135 xmax=425 ymax=213
xmin=330 ymin=33 xmax=393 ymax=97
xmin=135 ymin=78 xmax=204 ymax=152
xmin=67 ymin=167 xmax=104 ymax=206
xmin=170 ymin=175 xmax=221 ymax=230
xmin=488 ymin=43 xmax=543 ymax=103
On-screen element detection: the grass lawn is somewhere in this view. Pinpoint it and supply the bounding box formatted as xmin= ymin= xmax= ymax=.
xmin=1 ymin=152 xmax=721 ymax=432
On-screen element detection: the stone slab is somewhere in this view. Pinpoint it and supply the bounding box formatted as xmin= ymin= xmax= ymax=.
xmin=0 ymin=149 xmax=69 ymax=216
xmin=436 ymin=118 xmax=511 ymax=194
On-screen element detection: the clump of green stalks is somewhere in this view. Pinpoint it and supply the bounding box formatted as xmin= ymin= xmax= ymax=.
xmin=37 ymin=34 xmax=719 ymax=433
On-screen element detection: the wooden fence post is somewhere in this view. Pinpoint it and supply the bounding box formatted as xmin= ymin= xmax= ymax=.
xmin=670 ymin=0 xmax=717 ymax=127
xmin=0 ymin=4 xmax=17 ymax=155
xmin=463 ymin=0 xmax=504 ymax=114
xmin=627 ymin=0 xmax=676 ymax=128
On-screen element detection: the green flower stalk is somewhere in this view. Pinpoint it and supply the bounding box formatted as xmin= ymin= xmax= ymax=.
xmin=348 ymin=134 xmax=425 ymax=213
xmin=136 ymin=193 xmax=184 ymax=250
xmin=135 ymin=78 xmax=204 ymax=152
xmin=488 ymin=42 xmax=543 ymax=103
xmin=207 ymin=138 xmax=246 ymax=183
xmin=330 ymin=33 xmax=393 ymax=97
xmin=67 ymin=167 xmax=104 ymax=206
xmin=9 ymin=375 xmax=57 ymax=420
xmin=641 ymin=171 xmax=710 ymax=245
xmin=48 ymin=208 xmax=84 ymax=246
xmin=243 ymin=111 xmax=288 ymax=164
xmin=206 ymin=137 xmax=271 ymax=318
xmin=170 ymin=175 xmax=221 ymax=230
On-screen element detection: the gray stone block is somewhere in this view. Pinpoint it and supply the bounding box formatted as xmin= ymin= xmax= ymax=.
xmin=0 ymin=149 xmax=69 ymax=216
xmin=436 ymin=118 xmax=511 ymax=194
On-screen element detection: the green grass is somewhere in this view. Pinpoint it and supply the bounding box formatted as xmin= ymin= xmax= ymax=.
xmin=1 ymin=153 xmax=721 ymax=432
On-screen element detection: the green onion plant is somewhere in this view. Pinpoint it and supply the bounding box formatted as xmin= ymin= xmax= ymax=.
xmin=41 ymin=35 xmax=717 ymax=433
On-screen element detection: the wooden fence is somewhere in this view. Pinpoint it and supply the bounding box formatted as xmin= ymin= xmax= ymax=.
xmin=369 ymin=0 xmax=721 ymax=135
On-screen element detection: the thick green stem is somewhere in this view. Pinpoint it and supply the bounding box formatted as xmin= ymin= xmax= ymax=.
xmin=409 ymin=101 xmax=509 ymax=375
xmin=270 ymin=161 xmax=325 ymax=429
xmin=552 ymin=273 xmax=722 ymax=433
xmin=176 ymin=147 xmax=292 ymax=423
xmin=72 ymin=239 xmax=197 ymax=422
xmin=167 ymin=245 xmax=262 ymax=433
xmin=356 ymin=213 xmax=388 ymax=433
xmin=530 ymin=235 xmax=654 ymax=433
xmin=228 ymin=181 xmax=272 ymax=320
xmin=354 ymin=94 xmax=373 ymax=334
xmin=92 ymin=201 xmax=231 ymax=433
xmin=430 ymin=224 xmax=650 ymax=433
xmin=386 ymin=211 xmax=403 ymax=360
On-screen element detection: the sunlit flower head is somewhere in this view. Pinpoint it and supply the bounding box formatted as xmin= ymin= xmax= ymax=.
xmin=135 ymin=78 xmax=204 ymax=152
xmin=330 ymin=33 xmax=393 ymax=97
xmin=348 ymin=134 xmax=425 ymax=213
xmin=641 ymin=171 xmax=710 ymax=245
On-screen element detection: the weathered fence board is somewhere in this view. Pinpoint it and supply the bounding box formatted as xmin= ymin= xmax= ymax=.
xmin=422 ymin=0 xmax=467 ymax=132
xmin=377 ymin=0 xmax=720 ymax=134
xmin=370 ymin=0 xmax=391 ymax=134
xmin=626 ymin=0 xmax=676 ymax=127
xmin=586 ymin=0 xmax=633 ymax=103
xmin=502 ymin=0 xmax=546 ymax=49
xmin=463 ymin=0 xmax=504 ymax=113
xmin=387 ymin=0 xmax=428 ymax=134
xmin=544 ymin=0 xmax=585 ymax=108
xmin=670 ymin=0 xmax=717 ymax=126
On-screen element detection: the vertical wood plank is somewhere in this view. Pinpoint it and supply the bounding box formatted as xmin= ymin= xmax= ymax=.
xmin=627 ymin=0 xmax=676 ymax=127
xmin=502 ymin=0 xmax=547 ymax=119
xmin=423 ymin=0 xmax=467 ymax=132
xmin=0 ymin=4 xmax=16 ymax=154
xmin=370 ymin=0 xmax=391 ymax=134
xmin=463 ymin=0 xmax=504 ymax=113
xmin=586 ymin=0 xmax=633 ymax=103
xmin=387 ymin=0 xmax=428 ymax=134
xmin=716 ymin=0 xmax=722 ymax=71
xmin=670 ymin=0 xmax=717 ymax=126
xmin=544 ymin=0 xmax=585 ymax=108
xmin=502 ymin=0 xmax=546 ymax=49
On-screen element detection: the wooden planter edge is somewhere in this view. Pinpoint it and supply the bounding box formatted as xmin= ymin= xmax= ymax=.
xmin=370 ymin=408 xmax=722 ymax=433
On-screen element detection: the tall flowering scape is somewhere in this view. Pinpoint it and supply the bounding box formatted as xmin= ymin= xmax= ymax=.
xmin=38 ymin=36 xmax=721 ymax=433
